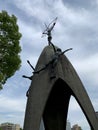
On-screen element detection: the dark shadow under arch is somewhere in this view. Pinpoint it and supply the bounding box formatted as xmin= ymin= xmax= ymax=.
xmin=43 ymin=78 xmax=73 ymax=130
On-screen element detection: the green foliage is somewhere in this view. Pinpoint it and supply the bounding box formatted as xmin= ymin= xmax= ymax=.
xmin=0 ymin=10 xmax=22 ymax=89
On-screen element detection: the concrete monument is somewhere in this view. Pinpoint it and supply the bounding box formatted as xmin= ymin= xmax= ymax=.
xmin=23 ymin=19 xmax=98 ymax=130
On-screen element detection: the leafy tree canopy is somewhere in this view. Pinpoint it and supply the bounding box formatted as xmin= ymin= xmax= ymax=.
xmin=0 ymin=10 xmax=22 ymax=89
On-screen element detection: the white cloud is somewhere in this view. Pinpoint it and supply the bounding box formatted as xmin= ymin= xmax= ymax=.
xmin=0 ymin=94 xmax=26 ymax=127
xmin=73 ymin=53 xmax=98 ymax=86
xmin=13 ymin=0 xmax=52 ymax=22
xmin=68 ymin=96 xmax=80 ymax=111
xmin=0 ymin=95 xmax=26 ymax=113
xmin=0 ymin=0 xmax=98 ymax=129
xmin=68 ymin=96 xmax=91 ymax=129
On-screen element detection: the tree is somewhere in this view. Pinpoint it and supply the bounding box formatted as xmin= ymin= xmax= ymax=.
xmin=0 ymin=10 xmax=22 ymax=89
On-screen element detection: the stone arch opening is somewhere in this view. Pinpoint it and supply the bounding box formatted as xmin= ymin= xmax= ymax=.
xmin=42 ymin=78 xmax=73 ymax=130
xmin=42 ymin=78 xmax=94 ymax=130
xmin=67 ymin=96 xmax=91 ymax=130
xmin=72 ymin=90 xmax=94 ymax=130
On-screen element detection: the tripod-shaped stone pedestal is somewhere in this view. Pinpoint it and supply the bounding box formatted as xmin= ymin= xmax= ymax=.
xmin=23 ymin=45 xmax=98 ymax=130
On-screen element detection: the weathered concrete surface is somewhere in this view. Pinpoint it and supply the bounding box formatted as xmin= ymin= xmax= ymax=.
xmin=23 ymin=45 xmax=98 ymax=130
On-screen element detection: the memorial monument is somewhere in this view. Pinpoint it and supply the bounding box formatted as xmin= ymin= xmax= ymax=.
xmin=23 ymin=18 xmax=98 ymax=130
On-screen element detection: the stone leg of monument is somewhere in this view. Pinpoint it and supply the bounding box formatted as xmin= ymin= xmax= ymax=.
xmin=23 ymin=45 xmax=98 ymax=130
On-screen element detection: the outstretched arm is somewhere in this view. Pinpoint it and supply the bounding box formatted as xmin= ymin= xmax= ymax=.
xmin=27 ymin=60 xmax=35 ymax=71
xmin=33 ymin=64 xmax=49 ymax=74
xmin=22 ymin=75 xmax=33 ymax=80
xmin=48 ymin=17 xmax=58 ymax=32
xmin=61 ymin=48 xmax=73 ymax=55
xmin=33 ymin=59 xmax=53 ymax=74
xmin=33 ymin=67 xmax=45 ymax=74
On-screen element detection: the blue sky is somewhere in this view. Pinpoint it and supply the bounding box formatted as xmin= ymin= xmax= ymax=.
xmin=0 ymin=0 xmax=98 ymax=129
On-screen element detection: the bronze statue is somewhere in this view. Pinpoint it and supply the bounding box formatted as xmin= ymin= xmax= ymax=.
xmin=42 ymin=17 xmax=57 ymax=46
xmin=34 ymin=48 xmax=72 ymax=79
xmin=22 ymin=60 xmax=35 ymax=81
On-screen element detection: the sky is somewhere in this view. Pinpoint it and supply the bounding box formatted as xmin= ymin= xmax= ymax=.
xmin=0 ymin=0 xmax=98 ymax=129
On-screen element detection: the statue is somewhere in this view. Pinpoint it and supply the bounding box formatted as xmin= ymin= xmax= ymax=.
xmin=23 ymin=18 xmax=98 ymax=130
xmin=22 ymin=60 xmax=35 ymax=81
xmin=23 ymin=48 xmax=72 ymax=96
xmin=22 ymin=18 xmax=59 ymax=81
xmin=42 ymin=17 xmax=57 ymax=46
xmin=34 ymin=48 xmax=72 ymax=79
